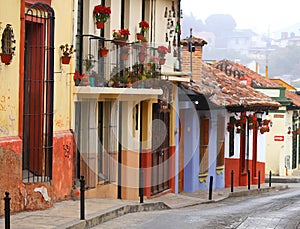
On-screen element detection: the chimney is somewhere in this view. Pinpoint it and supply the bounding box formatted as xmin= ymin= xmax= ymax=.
xmin=180 ymin=36 xmax=207 ymax=81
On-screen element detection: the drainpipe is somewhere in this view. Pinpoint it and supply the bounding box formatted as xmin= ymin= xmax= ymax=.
xmin=121 ymin=0 xmax=125 ymax=29
xmin=142 ymin=0 xmax=145 ymax=21
xmin=19 ymin=0 xmax=25 ymax=136
xmin=177 ymin=0 xmax=182 ymax=71
xmin=78 ymin=0 xmax=84 ymax=75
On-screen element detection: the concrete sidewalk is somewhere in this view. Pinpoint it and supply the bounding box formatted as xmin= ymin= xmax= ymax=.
xmin=0 ymin=183 xmax=289 ymax=229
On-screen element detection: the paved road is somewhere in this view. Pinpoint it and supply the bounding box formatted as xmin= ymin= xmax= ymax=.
xmin=93 ymin=184 xmax=300 ymax=228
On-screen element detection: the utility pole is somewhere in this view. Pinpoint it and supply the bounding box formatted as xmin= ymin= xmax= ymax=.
xmin=265 ymin=50 xmax=269 ymax=79
xmin=189 ymin=28 xmax=194 ymax=80
xmin=265 ymin=27 xmax=270 ymax=79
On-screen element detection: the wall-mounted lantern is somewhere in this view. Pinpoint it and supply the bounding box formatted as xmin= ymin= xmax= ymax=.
xmin=0 ymin=24 xmax=16 ymax=65
xmin=255 ymin=111 xmax=264 ymax=125
xmin=288 ymin=126 xmax=291 ymax=135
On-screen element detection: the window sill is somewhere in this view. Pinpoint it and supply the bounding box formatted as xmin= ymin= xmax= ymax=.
xmin=198 ymin=173 xmax=208 ymax=183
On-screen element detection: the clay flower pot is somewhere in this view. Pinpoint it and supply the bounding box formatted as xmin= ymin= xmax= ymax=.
xmin=113 ymin=38 xmax=127 ymax=47
xmin=96 ymin=21 xmax=104 ymax=29
xmin=61 ymin=56 xmax=71 ymax=64
xmin=136 ymin=33 xmax=144 ymax=41
xmin=1 ymin=53 xmax=12 ymax=65
xmin=99 ymin=47 xmax=109 ymax=57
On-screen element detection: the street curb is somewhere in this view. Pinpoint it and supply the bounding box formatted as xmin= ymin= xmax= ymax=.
xmin=265 ymin=177 xmax=300 ymax=183
xmin=228 ymin=185 xmax=289 ymax=197
xmin=64 ymin=202 xmax=170 ymax=229
xmin=63 ymin=185 xmax=288 ymax=228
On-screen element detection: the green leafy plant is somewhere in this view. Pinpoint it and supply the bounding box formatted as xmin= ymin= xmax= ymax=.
xmin=60 ymin=44 xmax=76 ymax=57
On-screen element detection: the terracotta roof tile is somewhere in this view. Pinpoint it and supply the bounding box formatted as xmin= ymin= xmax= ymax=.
xmin=215 ymin=59 xmax=300 ymax=107
xmin=181 ymin=61 xmax=281 ymax=111
xmin=180 ymin=36 xmax=207 ymax=46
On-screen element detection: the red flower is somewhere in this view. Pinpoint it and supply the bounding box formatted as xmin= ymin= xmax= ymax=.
xmin=113 ymin=28 xmax=130 ymax=40
xmin=157 ymin=45 xmax=169 ymax=59
xmin=73 ymin=71 xmax=85 ymax=81
xmin=120 ymin=28 xmax=130 ymax=36
xmin=157 ymin=46 xmax=169 ymax=54
xmin=139 ymin=21 xmax=149 ymax=34
xmin=139 ymin=21 xmax=149 ymax=29
xmin=93 ymin=5 xmax=111 ymax=23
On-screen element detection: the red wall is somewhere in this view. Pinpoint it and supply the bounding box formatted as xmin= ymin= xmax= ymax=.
xmin=0 ymin=137 xmax=23 ymax=215
xmin=52 ymin=130 xmax=75 ymax=201
xmin=141 ymin=149 xmax=152 ymax=197
xmin=0 ymin=130 xmax=76 ymax=216
xmin=225 ymin=158 xmax=265 ymax=187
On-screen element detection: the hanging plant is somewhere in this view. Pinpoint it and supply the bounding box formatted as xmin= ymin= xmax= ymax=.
xmin=259 ymin=119 xmax=271 ymax=134
xmin=1 ymin=24 xmax=16 ymax=65
xmin=235 ymin=114 xmax=246 ymax=133
xmin=99 ymin=46 xmax=109 ymax=57
xmin=227 ymin=117 xmax=237 ymax=133
xmin=93 ymin=5 xmax=111 ymax=29
xmin=248 ymin=114 xmax=258 ymax=130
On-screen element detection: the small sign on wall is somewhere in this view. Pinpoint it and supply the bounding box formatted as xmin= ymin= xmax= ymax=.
xmin=274 ymin=135 xmax=284 ymax=141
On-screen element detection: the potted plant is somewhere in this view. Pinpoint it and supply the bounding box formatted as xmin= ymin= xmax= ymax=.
xmin=1 ymin=24 xmax=16 ymax=65
xmin=83 ymin=54 xmax=95 ymax=74
xmin=93 ymin=5 xmax=111 ymax=29
xmin=136 ymin=20 xmax=149 ymax=41
xmin=112 ymin=28 xmax=130 ymax=46
xmin=99 ymin=46 xmax=109 ymax=57
xmin=157 ymin=45 xmax=168 ymax=65
xmin=60 ymin=44 xmax=76 ymax=64
xmin=73 ymin=71 xmax=86 ymax=86
xmin=1 ymin=53 xmax=12 ymax=64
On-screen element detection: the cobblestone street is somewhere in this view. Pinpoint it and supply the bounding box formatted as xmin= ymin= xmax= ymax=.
xmin=93 ymin=184 xmax=300 ymax=229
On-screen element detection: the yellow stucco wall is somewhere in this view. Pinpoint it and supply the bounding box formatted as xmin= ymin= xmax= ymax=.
xmin=52 ymin=0 xmax=75 ymax=131
xmin=0 ymin=0 xmax=75 ymax=137
xmin=0 ymin=0 xmax=20 ymax=138
xmin=266 ymin=109 xmax=293 ymax=176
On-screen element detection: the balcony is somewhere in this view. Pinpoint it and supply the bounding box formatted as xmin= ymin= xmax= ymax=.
xmin=75 ymin=34 xmax=190 ymax=91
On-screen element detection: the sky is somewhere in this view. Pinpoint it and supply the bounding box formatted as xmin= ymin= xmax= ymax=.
xmin=181 ymin=0 xmax=300 ymax=36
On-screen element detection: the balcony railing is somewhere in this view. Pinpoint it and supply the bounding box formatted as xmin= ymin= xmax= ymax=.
xmin=76 ymin=34 xmax=177 ymax=88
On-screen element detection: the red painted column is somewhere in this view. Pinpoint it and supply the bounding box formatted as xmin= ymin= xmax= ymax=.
xmin=141 ymin=149 xmax=152 ymax=197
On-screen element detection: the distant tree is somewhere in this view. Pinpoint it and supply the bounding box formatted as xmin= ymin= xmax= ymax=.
xmin=269 ymin=46 xmax=300 ymax=77
xmin=204 ymin=14 xmax=236 ymax=36
xmin=181 ymin=13 xmax=205 ymax=38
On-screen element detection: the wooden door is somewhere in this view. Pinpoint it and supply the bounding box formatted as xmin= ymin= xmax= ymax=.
xmin=151 ymin=103 xmax=170 ymax=195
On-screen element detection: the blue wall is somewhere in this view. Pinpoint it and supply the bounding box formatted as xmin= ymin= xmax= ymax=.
xmin=182 ymin=109 xmax=225 ymax=192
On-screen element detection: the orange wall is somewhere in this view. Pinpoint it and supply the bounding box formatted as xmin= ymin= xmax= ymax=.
xmin=52 ymin=130 xmax=75 ymax=201
xmin=225 ymin=158 xmax=265 ymax=187
xmin=0 ymin=137 xmax=22 ymax=215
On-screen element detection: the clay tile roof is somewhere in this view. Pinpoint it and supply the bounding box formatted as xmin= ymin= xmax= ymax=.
xmin=215 ymin=59 xmax=300 ymax=107
xmin=181 ymin=61 xmax=281 ymax=111
xmin=180 ymin=36 xmax=207 ymax=46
